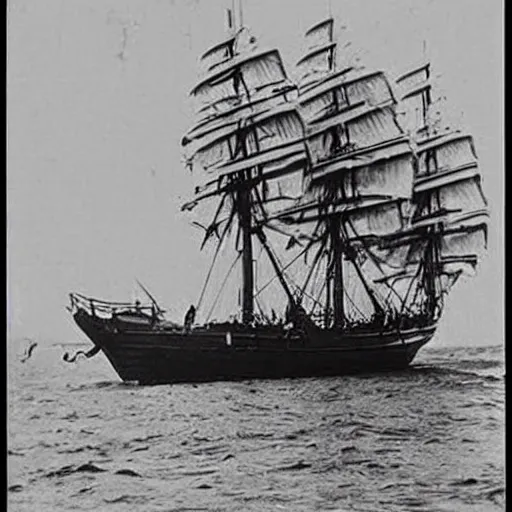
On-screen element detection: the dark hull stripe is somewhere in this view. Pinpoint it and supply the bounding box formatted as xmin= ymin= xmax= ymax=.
xmin=73 ymin=311 xmax=436 ymax=384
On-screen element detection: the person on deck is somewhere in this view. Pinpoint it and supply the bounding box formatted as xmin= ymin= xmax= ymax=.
xmin=184 ymin=305 xmax=196 ymax=333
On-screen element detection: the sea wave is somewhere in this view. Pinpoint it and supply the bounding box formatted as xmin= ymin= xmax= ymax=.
xmin=8 ymin=343 xmax=504 ymax=511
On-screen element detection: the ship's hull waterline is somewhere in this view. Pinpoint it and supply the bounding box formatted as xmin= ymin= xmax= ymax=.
xmin=73 ymin=310 xmax=436 ymax=385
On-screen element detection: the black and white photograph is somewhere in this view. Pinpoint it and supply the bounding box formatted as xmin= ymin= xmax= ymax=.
xmin=7 ymin=0 xmax=504 ymax=510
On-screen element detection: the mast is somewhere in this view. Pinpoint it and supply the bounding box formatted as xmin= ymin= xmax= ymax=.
xmin=329 ymin=215 xmax=344 ymax=328
xmin=396 ymin=62 xmax=444 ymax=319
xmin=420 ymin=75 xmax=439 ymax=319
xmin=183 ymin=3 xmax=310 ymax=324
xmin=236 ymin=0 xmax=252 ymax=323
xmin=255 ymin=227 xmax=295 ymax=304
xmin=229 ymin=0 xmax=253 ymax=325
xmin=389 ymin=62 xmax=489 ymax=317
xmin=238 ymin=179 xmax=254 ymax=324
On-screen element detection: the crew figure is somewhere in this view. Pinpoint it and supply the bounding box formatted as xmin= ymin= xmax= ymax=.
xmin=184 ymin=305 xmax=196 ymax=333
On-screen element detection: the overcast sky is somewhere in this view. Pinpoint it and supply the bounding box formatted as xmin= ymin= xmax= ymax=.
xmin=7 ymin=0 xmax=503 ymax=347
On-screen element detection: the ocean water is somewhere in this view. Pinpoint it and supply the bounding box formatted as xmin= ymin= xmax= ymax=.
xmin=8 ymin=339 xmax=505 ymax=512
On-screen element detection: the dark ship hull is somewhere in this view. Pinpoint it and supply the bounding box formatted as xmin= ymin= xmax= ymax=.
xmin=73 ymin=308 xmax=436 ymax=385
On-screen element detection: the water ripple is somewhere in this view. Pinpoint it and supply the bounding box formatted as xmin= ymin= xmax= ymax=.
xmin=8 ymin=342 xmax=504 ymax=511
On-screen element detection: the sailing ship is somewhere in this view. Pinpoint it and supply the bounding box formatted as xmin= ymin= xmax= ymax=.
xmin=67 ymin=11 xmax=488 ymax=385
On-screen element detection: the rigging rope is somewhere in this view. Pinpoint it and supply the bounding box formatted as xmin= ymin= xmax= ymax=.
xmin=300 ymin=229 xmax=328 ymax=296
xmin=205 ymin=251 xmax=242 ymax=323
xmin=254 ymin=295 xmax=271 ymax=323
xmin=254 ymin=244 xmax=309 ymax=298
xmin=343 ymin=288 xmax=369 ymax=322
xmin=399 ymin=259 xmax=424 ymax=319
xmin=196 ymin=197 xmax=235 ymax=312
xmin=305 ymin=281 xmax=327 ymax=314
xmin=345 ymin=217 xmax=405 ymax=309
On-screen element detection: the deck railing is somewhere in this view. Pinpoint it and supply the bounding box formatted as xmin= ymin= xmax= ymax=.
xmin=69 ymin=292 xmax=156 ymax=318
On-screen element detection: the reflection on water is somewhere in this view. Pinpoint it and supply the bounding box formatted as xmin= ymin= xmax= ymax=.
xmin=8 ymin=341 xmax=504 ymax=511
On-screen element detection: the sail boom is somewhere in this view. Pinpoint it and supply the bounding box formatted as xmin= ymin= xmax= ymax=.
xmin=300 ymin=69 xmax=392 ymax=107
xmin=310 ymin=152 xmax=414 ymax=202
xmin=396 ymin=62 xmax=430 ymax=84
xmin=200 ymin=35 xmax=237 ymax=72
xmin=195 ymin=96 xmax=241 ymax=120
xmin=414 ymin=162 xmax=479 ymax=193
xmin=185 ymin=87 xmax=296 ymax=143
xmin=374 ymin=268 xmax=417 ymax=284
xmin=309 ymin=136 xmax=411 ymax=180
xmin=416 ymin=131 xmax=476 ymax=155
xmin=216 ymin=139 xmax=306 ymax=175
xmin=185 ymin=149 xmax=309 ymax=210
xmin=185 ymin=102 xmax=303 ymax=157
xmin=299 ymin=66 xmax=354 ymax=96
xmin=415 ymin=174 xmax=488 ymax=220
xmin=410 ymin=206 xmax=489 ymax=231
xmin=272 ymin=196 xmax=398 ymax=224
xmin=448 ymin=208 xmax=489 ymax=227
xmin=439 ymin=254 xmax=478 ymax=266
xmin=412 ymin=209 xmax=462 ymax=229
xmin=306 ymin=100 xmax=371 ymax=136
xmin=309 ymin=132 xmax=409 ymax=175
xmin=379 ymin=220 xmax=487 ymax=259
xmin=297 ymin=42 xmax=337 ymax=66
xmin=306 ymin=99 xmax=397 ymax=138
xmin=438 ymin=223 xmax=488 ymax=264
xmin=305 ymin=105 xmax=404 ymax=165
xmin=188 ymin=105 xmax=306 ymax=172
xmin=201 ymin=36 xmax=236 ymax=61
xmin=401 ymin=80 xmax=431 ymax=100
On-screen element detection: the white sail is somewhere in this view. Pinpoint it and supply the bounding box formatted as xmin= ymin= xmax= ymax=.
xmin=397 ymin=93 xmax=426 ymax=134
xmin=310 ymin=137 xmax=411 ymax=179
xmin=343 ymin=262 xmax=379 ymax=322
xmin=191 ymin=48 xmax=288 ymax=112
xmin=441 ymin=224 xmax=487 ymax=260
xmin=348 ymin=105 xmax=403 ymax=148
xmin=184 ymin=88 xmax=295 ymax=145
xmin=349 ymin=152 xmax=414 ymax=199
xmin=310 ymin=151 xmax=414 ymax=202
xmin=414 ymin=175 xmax=488 ymax=221
xmin=296 ymin=42 xmax=337 ymax=85
xmin=416 ymin=132 xmax=477 ymax=175
xmin=304 ymin=18 xmax=334 ymax=50
xmin=395 ymin=63 xmax=431 ymax=134
xmin=187 ymin=105 xmax=305 ymax=174
xmin=305 ymin=105 xmax=403 ymax=164
xmin=199 ymin=35 xmax=237 ymax=72
xmin=396 ymin=63 xmax=430 ymax=96
xmin=298 ymin=67 xmax=353 ymax=104
xmin=299 ymin=70 xmax=394 ymax=123
xmin=345 ymin=72 xmax=395 ymax=108
xmin=346 ymin=200 xmax=407 ymax=239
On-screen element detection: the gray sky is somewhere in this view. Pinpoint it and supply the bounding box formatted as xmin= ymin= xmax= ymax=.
xmin=7 ymin=0 xmax=503 ymax=346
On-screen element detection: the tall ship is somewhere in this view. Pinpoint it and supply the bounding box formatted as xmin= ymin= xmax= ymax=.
xmin=67 ymin=11 xmax=488 ymax=385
